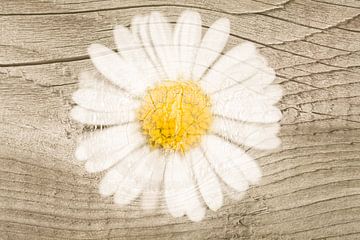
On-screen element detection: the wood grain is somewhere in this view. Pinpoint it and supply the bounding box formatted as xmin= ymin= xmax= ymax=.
xmin=1 ymin=0 xmax=359 ymax=239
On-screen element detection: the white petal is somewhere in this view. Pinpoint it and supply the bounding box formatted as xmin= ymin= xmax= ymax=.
xmin=114 ymin=25 xmax=158 ymax=85
xmin=72 ymin=88 xmax=138 ymax=113
xmin=141 ymin=154 xmax=166 ymax=210
xmin=98 ymin=148 xmax=143 ymax=196
xmin=115 ymin=147 xmax=159 ymax=204
xmin=201 ymin=135 xmax=249 ymax=192
xmin=78 ymin=71 xmax=127 ymax=97
xmin=204 ymin=135 xmax=262 ymax=185
xmin=173 ymin=10 xmax=202 ymax=80
xmin=164 ymin=153 xmax=186 ymax=217
xmin=131 ymin=15 xmax=141 ymax=35
xmin=78 ymin=71 xmax=106 ymax=89
xmin=192 ymin=18 xmax=230 ymax=80
xmin=237 ymin=66 xmax=276 ymax=93
xmin=201 ymin=58 xmax=270 ymax=94
xmin=263 ymin=84 xmax=283 ymax=105
xmin=211 ymin=66 xmax=276 ymax=95
xmin=113 ymin=147 xmax=155 ymax=206
xmin=164 ymin=153 xmax=205 ymax=220
xmin=187 ymin=200 xmax=206 ymax=222
xmin=201 ymin=59 xmax=259 ymax=94
xmin=70 ymin=106 xmax=136 ymax=125
xmin=212 ymin=117 xmax=281 ymax=150
xmin=200 ymin=42 xmax=258 ymax=93
xmin=212 ymin=85 xmax=282 ymax=123
xmin=114 ymin=149 xmax=160 ymax=205
xmin=149 ymin=12 xmax=178 ymax=80
xmin=78 ymin=71 xmax=96 ymax=88
xmin=189 ymin=148 xmax=223 ymax=211
xmin=113 ymin=25 xmax=144 ymax=63
xmin=99 ymin=166 xmax=123 ymax=197
xmin=85 ymin=130 xmax=145 ymax=173
xmin=88 ymin=44 xmax=147 ymax=95
xmin=182 ymin=156 xmax=206 ymax=222
xmin=136 ymin=15 xmax=167 ymax=80
xmin=223 ymin=184 xmax=246 ymax=201
xmin=98 ymin=146 xmax=151 ymax=197
xmin=74 ymin=123 xmax=140 ymax=161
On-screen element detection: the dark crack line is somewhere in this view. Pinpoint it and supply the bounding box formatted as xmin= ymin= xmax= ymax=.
xmin=311 ymin=0 xmax=360 ymax=10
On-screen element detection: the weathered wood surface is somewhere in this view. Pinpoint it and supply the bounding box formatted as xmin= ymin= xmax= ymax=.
xmin=1 ymin=0 xmax=359 ymax=239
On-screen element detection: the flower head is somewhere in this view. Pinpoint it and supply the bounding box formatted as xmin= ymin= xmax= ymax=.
xmin=71 ymin=10 xmax=282 ymax=222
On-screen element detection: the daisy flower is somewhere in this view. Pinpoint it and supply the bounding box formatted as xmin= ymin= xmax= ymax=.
xmin=71 ymin=10 xmax=282 ymax=222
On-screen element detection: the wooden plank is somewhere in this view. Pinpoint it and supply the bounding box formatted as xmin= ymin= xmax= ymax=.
xmin=1 ymin=0 xmax=359 ymax=239
xmin=0 ymin=0 xmax=287 ymax=15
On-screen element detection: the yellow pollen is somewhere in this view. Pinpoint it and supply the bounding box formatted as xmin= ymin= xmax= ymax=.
xmin=137 ymin=80 xmax=212 ymax=153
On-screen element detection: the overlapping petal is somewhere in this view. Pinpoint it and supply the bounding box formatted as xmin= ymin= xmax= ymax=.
xmin=173 ymin=10 xmax=202 ymax=80
xmin=88 ymin=44 xmax=148 ymax=95
xmin=192 ymin=18 xmax=230 ymax=80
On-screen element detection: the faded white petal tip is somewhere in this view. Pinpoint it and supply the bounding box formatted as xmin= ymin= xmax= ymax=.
xmin=74 ymin=146 xmax=87 ymax=161
xmin=187 ymin=206 xmax=206 ymax=222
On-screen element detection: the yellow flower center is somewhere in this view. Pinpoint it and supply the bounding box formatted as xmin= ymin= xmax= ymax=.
xmin=137 ymin=81 xmax=212 ymax=153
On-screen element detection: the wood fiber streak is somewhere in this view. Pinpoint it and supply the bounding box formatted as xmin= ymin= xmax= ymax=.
xmin=0 ymin=0 xmax=359 ymax=239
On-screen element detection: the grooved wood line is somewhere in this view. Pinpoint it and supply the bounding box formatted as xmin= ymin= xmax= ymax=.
xmin=1 ymin=0 xmax=359 ymax=239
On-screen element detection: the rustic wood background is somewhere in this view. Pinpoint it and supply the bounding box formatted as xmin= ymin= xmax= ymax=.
xmin=1 ymin=0 xmax=359 ymax=239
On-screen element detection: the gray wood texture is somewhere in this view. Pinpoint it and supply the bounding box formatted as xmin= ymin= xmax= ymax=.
xmin=1 ymin=0 xmax=359 ymax=239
